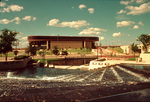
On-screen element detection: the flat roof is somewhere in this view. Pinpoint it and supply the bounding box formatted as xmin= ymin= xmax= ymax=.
xmin=28 ymin=36 xmax=99 ymax=41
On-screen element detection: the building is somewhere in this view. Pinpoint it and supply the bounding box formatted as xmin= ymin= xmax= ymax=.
xmin=28 ymin=36 xmax=99 ymax=49
xmin=120 ymin=45 xmax=132 ymax=54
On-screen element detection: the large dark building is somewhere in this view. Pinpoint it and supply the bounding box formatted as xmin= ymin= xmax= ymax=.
xmin=28 ymin=36 xmax=99 ymax=49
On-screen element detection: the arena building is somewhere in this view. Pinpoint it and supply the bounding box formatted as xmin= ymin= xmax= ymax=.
xmin=28 ymin=36 xmax=99 ymax=49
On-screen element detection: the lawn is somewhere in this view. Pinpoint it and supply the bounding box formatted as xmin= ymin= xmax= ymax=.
xmin=107 ymin=47 xmax=123 ymax=53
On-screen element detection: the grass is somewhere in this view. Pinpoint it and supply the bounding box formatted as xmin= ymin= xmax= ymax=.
xmin=0 ymin=52 xmax=15 ymax=57
xmin=36 ymin=48 xmax=92 ymax=55
xmin=107 ymin=47 xmax=123 ymax=53
xmin=126 ymin=57 xmax=136 ymax=61
xmin=67 ymin=48 xmax=92 ymax=54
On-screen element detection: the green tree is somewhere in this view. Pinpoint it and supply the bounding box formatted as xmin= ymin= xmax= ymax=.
xmin=131 ymin=43 xmax=139 ymax=58
xmin=52 ymin=45 xmax=59 ymax=55
xmin=137 ymin=34 xmax=150 ymax=52
xmin=0 ymin=29 xmax=18 ymax=61
xmin=25 ymin=43 xmax=37 ymax=57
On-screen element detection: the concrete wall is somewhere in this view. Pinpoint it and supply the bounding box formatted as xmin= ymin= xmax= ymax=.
xmin=120 ymin=45 xmax=130 ymax=54
xmin=51 ymin=41 xmax=83 ymax=49
xmin=140 ymin=53 xmax=150 ymax=62
xmin=86 ymin=41 xmax=92 ymax=49
xmin=0 ymin=57 xmax=31 ymax=70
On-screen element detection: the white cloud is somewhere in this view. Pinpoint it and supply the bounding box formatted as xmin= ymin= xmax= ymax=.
xmin=133 ymin=25 xmax=139 ymax=29
xmin=47 ymin=19 xmax=59 ymax=26
xmin=0 ymin=2 xmax=6 ymax=7
xmin=11 ymin=17 xmax=21 ymax=24
xmin=79 ymin=27 xmax=107 ymax=35
xmin=18 ymin=41 xmax=28 ymax=48
xmin=0 ymin=16 xmax=36 ymax=24
xmin=9 ymin=5 xmax=23 ymax=12
xmin=33 ymin=17 xmax=37 ymax=21
xmin=47 ymin=19 xmax=90 ymax=29
xmin=113 ymin=32 xmax=121 ymax=37
xmin=88 ymin=8 xmax=94 ymax=14
xmin=120 ymin=0 xmax=131 ymax=5
xmin=117 ymin=9 xmax=127 ymax=14
xmin=22 ymin=16 xmax=36 ymax=21
xmin=0 ymin=19 xmax=11 ymax=24
xmin=1 ymin=4 xmax=23 ymax=13
xmin=117 ymin=21 xmax=135 ymax=27
xmin=79 ymin=4 xmax=86 ymax=10
xmin=126 ymin=2 xmax=150 ymax=15
xmin=21 ymin=37 xmax=27 ymax=40
xmin=136 ymin=0 xmax=147 ymax=4
xmin=99 ymin=36 xmax=104 ymax=40
xmin=22 ymin=16 xmax=32 ymax=21
xmin=138 ymin=21 xmax=144 ymax=26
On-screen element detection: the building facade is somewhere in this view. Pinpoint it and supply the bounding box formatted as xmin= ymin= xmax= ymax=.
xmin=28 ymin=36 xmax=99 ymax=49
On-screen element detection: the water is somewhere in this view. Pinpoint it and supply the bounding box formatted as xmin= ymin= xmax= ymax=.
xmin=125 ymin=65 xmax=150 ymax=72
xmin=1 ymin=65 xmax=150 ymax=102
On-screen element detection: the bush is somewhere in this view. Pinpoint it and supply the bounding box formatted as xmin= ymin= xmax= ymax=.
xmin=14 ymin=55 xmax=29 ymax=60
xmin=14 ymin=50 xmax=18 ymax=56
xmin=61 ymin=51 xmax=68 ymax=55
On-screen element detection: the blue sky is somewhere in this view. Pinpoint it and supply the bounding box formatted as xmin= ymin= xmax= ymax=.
xmin=0 ymin=0 xmax=150 ymax=48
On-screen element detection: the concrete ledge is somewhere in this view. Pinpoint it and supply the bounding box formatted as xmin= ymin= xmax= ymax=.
xmin=140 ymin=53 xmax=150 ymax=62
xmin=0 ymin=57 xmax=32 ymax=70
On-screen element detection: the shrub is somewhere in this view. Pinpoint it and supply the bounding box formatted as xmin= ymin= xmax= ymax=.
xmin=61 ymin=51 xmax=68 ymax=55
xmin=14 ymin=55 xmax=29 ymax=60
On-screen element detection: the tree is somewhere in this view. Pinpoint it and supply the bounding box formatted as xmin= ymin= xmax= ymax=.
xmin=25 ymin=42 xmax=37 ymax=57
xmin=0 ymin=29 xmax=18 ymax=61
xmin=52 ymin=45 xmax=59 ymax=55
xmin=131 ymin=43 xmax=139 ymax=58
xmin=137 ymin=34 xmax=150 ymax=52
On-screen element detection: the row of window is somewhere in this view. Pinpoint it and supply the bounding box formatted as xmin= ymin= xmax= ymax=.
xmin=92 ymin=62 xmax=110 ymax=66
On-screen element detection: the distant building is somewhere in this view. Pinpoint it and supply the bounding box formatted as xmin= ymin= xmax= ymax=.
xmin=137 ymin=44 xmax=150 ymax=53
xmin=120 ymin=45 xmax=132 ymax=54
xmin=28 ymin=36 xmax=99 ymax=49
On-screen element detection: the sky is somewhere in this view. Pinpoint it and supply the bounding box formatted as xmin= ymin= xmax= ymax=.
xmin=0 ymin=0 xmax=150 ymax=48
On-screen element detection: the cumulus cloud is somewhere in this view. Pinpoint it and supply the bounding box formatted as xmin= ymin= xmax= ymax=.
xmin=133 ymin=25 xmax=139 ymax=29
xmin=0 ymin=16 xmax=36 ymax=24
xmin=99 ymin=36 xmax=104 ymax=40
xmin=117 ymin=21 xmax=135 ymax=27
xmin=120 ymin=0 xmax=146 ymax=5
xmin=0 ymin=2 xmax=6 ymax=7
xmin=79 ymin=4 xmax=86 ymax=10
xmin=113 ymin=32 xmax=121 ymax=37
xmin=126 ymin=2 xmax=150 ymax=15
xmin=47 ymin=19 xmax=90 ymax=29
xmin=11 ymin=17 xmax=21 ymax=24
xmin=136 ymin=0 xmax=147 ymax=4
xmin=79 ymin=27 xmax=107 ymax=35
xmin=0 ymin=19 xmax=11 ymax=24
xmin=21 ymin=37 xmax=27 ymax=40
xmin=22 ymin=16 xmax=36 ymax=21
xmin=117 ymin=9 xmax=127 ymax=14
xmin=0 ymin=4 xmax=23 ymax=13
xmin=138 ymin=21 xmax=144 ymax=26
xmin=120 ymin=0 xmax=131 ymax=5
xmin=88 ymin=8 xmax=94 ymax=14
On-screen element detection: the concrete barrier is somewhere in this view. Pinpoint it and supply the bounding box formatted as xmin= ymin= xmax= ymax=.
xmin=140 ymin=53 xmax=150 ymax=62
xmin=0 ymin=57 xmax=32 ymax=70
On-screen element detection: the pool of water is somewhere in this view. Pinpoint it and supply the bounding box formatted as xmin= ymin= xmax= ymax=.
xmin=125 ymin=65 xmax=150 ymax=72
